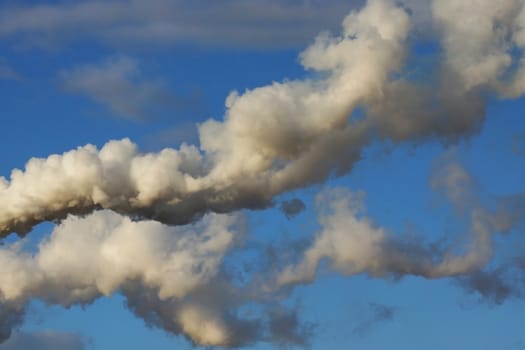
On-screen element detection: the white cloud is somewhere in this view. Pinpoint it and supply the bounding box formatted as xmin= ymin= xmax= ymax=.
xmin=0 ymin=211 xmax=240 ymax=304
xmin=433 ymin=0 xmax=525 ymax=96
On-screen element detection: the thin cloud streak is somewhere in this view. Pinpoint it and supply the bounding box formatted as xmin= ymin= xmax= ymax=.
xmin=0 ymin=331 xmax=85 ymax=350
xmin=352 ymin=303 xmax=397 ymax=336
xmin=0 ymin=0 xmax=365 ymax=50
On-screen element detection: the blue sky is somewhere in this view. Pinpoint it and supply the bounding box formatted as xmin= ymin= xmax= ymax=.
xmin=1 ymin=0 xmax=525 ymax=349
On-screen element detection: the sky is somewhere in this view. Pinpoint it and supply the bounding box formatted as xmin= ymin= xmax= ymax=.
xmin=1 ymin=0 xmax=525 ymax=349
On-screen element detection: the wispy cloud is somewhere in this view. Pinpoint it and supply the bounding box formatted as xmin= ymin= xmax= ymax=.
xmin=60 ymin=56 xmax=178 ymax=120
xmin=0 ymin=0 xmax=368 ymax=50
xmin=457 ymin=258 xmax=525 ymax=305
xmin=0 ymin=331 xmax=85 ymax=350
xmin=512 ymin=133 xmax=525 ymax=156
xmin=267 ymin=307 xmax=316 ymax=347
xmin=0 ymin=60 xmax=20 ymax=81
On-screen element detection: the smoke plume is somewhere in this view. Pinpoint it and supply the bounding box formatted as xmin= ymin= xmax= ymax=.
xmin=1 ymin=0 xmax=525 ymax=347
xmin=4 ymin=0 xmax=525 ymax=236
xmin=276 ymin=159 xmax=524 ymax=288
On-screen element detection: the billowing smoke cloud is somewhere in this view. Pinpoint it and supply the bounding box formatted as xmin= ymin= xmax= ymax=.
xmin=123 ymin=284 xmax=315 ymax=348
xmin=0 ymin=161 xmax=522 ymax=347
xmin=276 ymin=158 xmax=524 ymax=288
xmin=0 ymin=0 xmax=413 ymax=236
xmin=1 ymin=0 xmax=525 ymax=347
xmin=433 ymin=0 xmax=525 ymax=98
xmin=5 ymin=0 xmax=524 ymax=237
xmin=0 ymin=211 xmax=240 ymax=304
xmin=0 ymin=209 xmax=315 ymax=347
xmin=0 ymin=211 xmax=251 ymax=346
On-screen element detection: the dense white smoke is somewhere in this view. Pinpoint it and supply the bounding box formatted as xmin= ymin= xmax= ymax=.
xmin=0 ymin=212 xmax=239 ymax=304
xmin=0 ymin=0 xmax=487 ymax=237
xmin=4 ymin=0 xmax=524 ymax=237
xmin=1 ymin=0 xmax=525 ymax=347
xmin=0 ymin=0 xmax=413 ymax=236
xmin=0 ymin=210 xmax=316 ymax=347
xmin=0 ymin=157 xmax=521 ymax=347
xmin=0 ymin=212 xmax=243 ymax=344
xmin=433 ymin=0 xmax=525 ymax=97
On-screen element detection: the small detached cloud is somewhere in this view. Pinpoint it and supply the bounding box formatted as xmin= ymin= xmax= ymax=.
xmin=280 ymin=198 xmax=306 ymax=219
xmin=60 ymin=56 xmax=178 ymax=121
xmin=352 ymin=303 xmax=397 ymax=336
xmin=0 ymin=331 xmax=85 ymax=350
xmin=267 ymin=307 xmax=316 ymax=347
